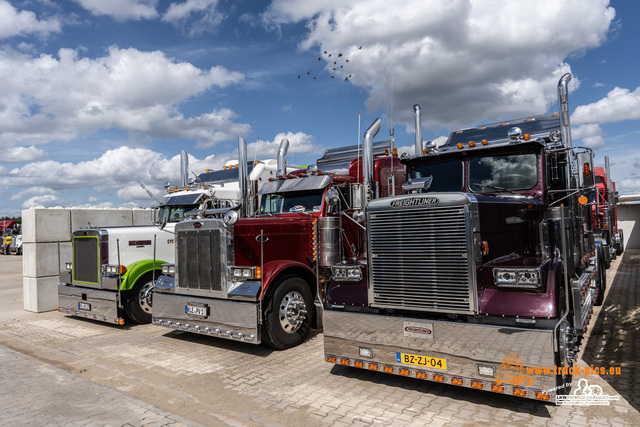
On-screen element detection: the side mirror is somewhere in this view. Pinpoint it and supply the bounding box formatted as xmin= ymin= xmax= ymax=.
xmin=402 ymin=176 xmax=433 ymax=193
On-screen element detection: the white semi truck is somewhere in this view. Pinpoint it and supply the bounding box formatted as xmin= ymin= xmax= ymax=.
xmin=58 ymin=151 xmax=290 ymax=325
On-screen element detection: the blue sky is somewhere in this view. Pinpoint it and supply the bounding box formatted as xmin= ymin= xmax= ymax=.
xmin=0 ymin=0 xmax=639 ymax=217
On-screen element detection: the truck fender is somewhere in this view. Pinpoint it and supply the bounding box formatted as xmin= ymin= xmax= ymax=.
xmin=120 ymin=259 xmax=167 ymax=291
xmin=260 ymin=260 xmax=316 ymax=300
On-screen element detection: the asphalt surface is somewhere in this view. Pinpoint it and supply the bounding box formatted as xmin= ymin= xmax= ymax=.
xmin=0 ymin=251 xmax=638 ymax=426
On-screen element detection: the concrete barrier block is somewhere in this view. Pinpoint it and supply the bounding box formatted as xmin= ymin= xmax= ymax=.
xmin=23 ymin=275 xmax=59 ymax=312
xmin=22 ymin=242 xmax=71 ymax=278
xmin=133 ymin=209 xmax=155 ymax=226
xmin=70 ymin=209 xmax=133 ymax=230
xmin=22 ymin=208 xmax=71 ymax=243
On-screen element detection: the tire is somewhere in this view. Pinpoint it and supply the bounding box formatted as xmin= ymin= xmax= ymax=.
xmin=124 ymin=272 xmax=156 ymax=324
xmin=594 ymin=245 xmax=606 ymax=306
xmin=616 ymin=230 xmax=624 ymax=256
xmin=262 ymin=276 xmax=313 ymax=350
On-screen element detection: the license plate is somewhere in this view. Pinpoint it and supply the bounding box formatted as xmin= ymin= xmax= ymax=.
xmin=78 ymin=302 xmax=91 ymax=311
xmin=397 ymin=352 xmax=447 ymax=370
xmin=185 ymin=304 xmax=207 ymax=317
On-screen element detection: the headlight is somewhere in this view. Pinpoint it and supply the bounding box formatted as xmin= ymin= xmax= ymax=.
xmin=494 ymin=268 xmax=540 ymax=288
xmin=223 ymin=209 xmax=239 ymax=226
xmin=331 ymin=265 xmax=363 ymax=282
xmin=162 ymin=264 xmax=176 ymax=276
xmin=229 ymin=266 xmax=261 ymax=281
xmin=102 ymin=264 xmax=125 ymax=276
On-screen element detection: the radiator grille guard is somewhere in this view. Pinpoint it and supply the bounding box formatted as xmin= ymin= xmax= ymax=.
xmin=175 ymin=220 xmax=230 ymax=295
xmin=367 ymin=193 xmax=479 ymax=314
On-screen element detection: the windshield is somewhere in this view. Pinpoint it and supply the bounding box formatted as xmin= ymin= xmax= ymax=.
xmin=157 ymin=204 xmax=198 ymax=223
xmin=408 ymin=159 xmax=464 ymax=192
xmin=260 ymin=190 xmax=324 ymax=214
xmin=469 ymin=153 xmax=538 ymax=193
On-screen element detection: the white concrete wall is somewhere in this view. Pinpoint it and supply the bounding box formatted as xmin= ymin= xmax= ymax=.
xmin=22 ymin=207 xmax=154 ymax=313
xmin=618 ymin=203 xmax=640 ymax=250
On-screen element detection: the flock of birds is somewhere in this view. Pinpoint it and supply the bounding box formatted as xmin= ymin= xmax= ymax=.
xmin=298 ymin=46 xmax=362 ymax=82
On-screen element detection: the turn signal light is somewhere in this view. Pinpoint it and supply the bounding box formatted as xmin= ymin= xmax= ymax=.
xmin=513 ymin=389 xmax=527 ymax=397
xmin=254 ymin=267 xmax=262 ymax=279
xmin=433 ymin=375 xmax=445 ymax=382
xmin=491 ymin=384 xmax=505 ymax=393
xmin=119 ymin=265 xmax=127 ymax=275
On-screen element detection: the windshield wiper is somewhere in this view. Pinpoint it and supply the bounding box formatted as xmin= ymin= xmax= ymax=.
xmin=471 ymin=183 xmax=518 ymax=194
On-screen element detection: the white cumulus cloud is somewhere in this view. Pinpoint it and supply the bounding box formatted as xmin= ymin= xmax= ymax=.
xmin=162 ymin=0 xmax=225 ymax=36
xmin=73 ymin=0 xmax=159 ymax=21
xmin=263 ymin=0 xmax=615 ymax=131
xmin=0 ymin=0 xmax=62 ymax=39
xmin=0 ymin=45 xmax=248 ymax=148
xmin=572 ymin=86 xmax=640 ymax=125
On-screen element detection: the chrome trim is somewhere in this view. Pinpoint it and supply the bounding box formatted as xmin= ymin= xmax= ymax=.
xmin=323 ymin=309 xmax=557 ymax=399
xmin=414 ymin=104 xmax=423 ymax=156
xmin=557 ymin=73 xmax=572 ymax=149
xmin=58 ymin=285 xmax=123 ymax=324
xmin=363 ymin=118 xmax=382 ymax=204
xmin=152 ymin=292 xmax=260 ymax=344
xmin=366 ymin=193 xmax=480 ymax=315
xmin=277 ymin=138 xmax=289 ymax=178
xmin=238 ymin=137 xmax=248 ymax=218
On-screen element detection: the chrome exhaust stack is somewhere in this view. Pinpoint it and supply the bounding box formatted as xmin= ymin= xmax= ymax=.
xmin=277 ymin=138 xmax=289 ymax=178
xmin=414 ymin=104 xmax=423 ymax=156
xmin=557 ymin=73 xmax=573 ymax=149
xmin=363 ymin=118 xmax=382 ymax=204
xmin=180 ymin=150 xmax=189 ymax=187
xmin=238 ymin=137 xmax=248 ymax=218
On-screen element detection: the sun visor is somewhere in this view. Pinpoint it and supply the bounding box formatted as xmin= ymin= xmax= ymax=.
xmin=258 ymin=175 xmax=333 ymax=195
xmin=160 ymin=192 xmax=206 ymax=206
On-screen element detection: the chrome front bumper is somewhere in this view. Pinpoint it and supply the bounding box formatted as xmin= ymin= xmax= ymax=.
xmin=57 ymin=285 xmax=124 ymax=325
xmin=323 ymin=309 xmax=560 ymax=401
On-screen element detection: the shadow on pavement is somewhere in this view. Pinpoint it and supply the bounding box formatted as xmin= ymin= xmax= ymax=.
xmin=582 ymin=249 xmax=639 ymax=413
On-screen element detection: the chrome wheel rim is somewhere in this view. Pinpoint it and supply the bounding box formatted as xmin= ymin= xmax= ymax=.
xmin=278 ymin=291 xmax=307 ymax=333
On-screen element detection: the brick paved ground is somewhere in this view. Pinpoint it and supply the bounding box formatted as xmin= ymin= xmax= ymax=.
xmin=0 ymin=252 xmax=638 ymax=426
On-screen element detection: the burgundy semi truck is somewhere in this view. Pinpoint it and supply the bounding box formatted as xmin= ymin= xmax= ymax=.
xmin=152 ymin=125 xmax=404 ymax=349
xmin=321 ymin=73 xmax=605 ymax=401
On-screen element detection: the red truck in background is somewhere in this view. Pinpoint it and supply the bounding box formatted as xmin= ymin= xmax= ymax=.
xmin=593 ymin=158 xmax=624 ymax=270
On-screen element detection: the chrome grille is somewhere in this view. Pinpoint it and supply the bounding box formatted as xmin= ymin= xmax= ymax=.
xmin=176 ymin=226 xmax=224 ymax=292
xmin=368 ymin=196 xmax=477 ymax=314
xmin=73 ymin=235 xmax=100 ymax=285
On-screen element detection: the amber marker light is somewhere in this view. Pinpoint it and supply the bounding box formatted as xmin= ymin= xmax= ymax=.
xmin=523 ymin=134 xmax=531 ymax=141
xmin=255 ymin=267 xmax=262 ymax=279
xmin=399 ymin=369 xmax=410 ymax=376
xmin=416 ymin=371 xmax=427 ymax=379
xmin=471 ymin=381 xmax=484 ymax=390
xmin=468 ymin=141 xmax=475 ymax=148
xmin=327 ymin=356 xmax=336 ymax=363
xmin=354 ymin=361 xmax=364 ymax=368
xmin=457 ymin=143 xmax=464 ymax=149
xmin=340 ymin=359 xmax=350 ymax=366
xmin=491 ymin=384 xmax=505 ymax=393
xmin=536 ymin=392 xmax=550 ymax=401
xmin=383 ymin=366 xmax=394 ymax=374
xmin=119 ymin=265 xmax=127 ymax=275
xmin=578 ymin=196 xmax=589 ymax=205
xmin=482 ymin=139 xmax=489 ymax=146
xmin=481 ymin=241 xmax=489 ymax=256
xmin=513 ymin=389 xmax=527 ymax=397
xmin=451 ymin=378 xmax=464 ymax=386
xmin=433 ymin=375 xmax=445 ymax=382
xmin=368 ymin=364 xmax=379 ymax=371
xmin=118 ymin=318 xmax=125 ymax=325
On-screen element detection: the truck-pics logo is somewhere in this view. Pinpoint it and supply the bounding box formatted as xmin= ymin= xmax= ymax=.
xmin=494 ymin=352 xmax=534 ymax=387
xmin=391 ymin=197 xmax=439 ymax=208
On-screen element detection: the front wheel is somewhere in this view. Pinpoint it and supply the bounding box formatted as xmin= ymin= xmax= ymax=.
xmin=262 ymin=276 xmax=313 ymax=350
xmin=615 ymin=230 xmax=625 ymax=256
xmin=124 ymin=273 xmax=156 ymax=324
